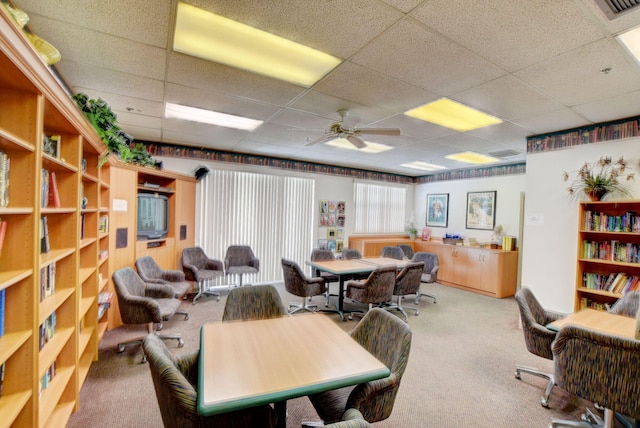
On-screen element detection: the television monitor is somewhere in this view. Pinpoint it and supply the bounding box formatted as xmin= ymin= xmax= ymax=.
xmin=137 ymin=193 xmax=169 ymax=240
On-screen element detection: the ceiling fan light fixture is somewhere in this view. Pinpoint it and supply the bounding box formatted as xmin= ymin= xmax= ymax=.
xmin=173 ymin=2 xmax=341 ymax=87
xmin=405 ymin=98 xmax=502 ymax=132
xmin=165 ymin=102 xmax=263 ymax=131
xmin=401 ymin=161 xmax=447 ymax=171
xmin=445 ymin=151 xmax=499 ymax=164
xmin=325 ymin=138 xmax=393 ymax=153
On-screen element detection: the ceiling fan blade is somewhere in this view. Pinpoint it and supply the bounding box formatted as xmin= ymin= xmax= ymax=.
xmin=305 ymin=134 xmax=336 ymax=146
xmin=346 ymin=135 xmax=367 ymax=149
xmin=355 ymin=128 xmax=401 ymax=136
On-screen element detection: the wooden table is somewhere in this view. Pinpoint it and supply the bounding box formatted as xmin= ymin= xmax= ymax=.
xmin=547 ymin=308 xmax=636 ymax=338
xmin=198 ymin=314 xmax=390 ymax=427
xmin=307 ymin=257 xmax=406 ymax=320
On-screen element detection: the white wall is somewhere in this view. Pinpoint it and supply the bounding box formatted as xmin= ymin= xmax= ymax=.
xmin=155 ymin=156 xmax=414 ymax=246
xmin=413 ymin=174 xmax=526 ymax=243
xmin=522 ymin=138 xmax=640 ymax=313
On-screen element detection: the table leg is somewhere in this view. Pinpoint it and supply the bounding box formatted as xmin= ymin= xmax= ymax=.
xmin=275 ymin=401 xmax=287 ymax=428
xmin=336 ymin=275 xmax=346 ymax=321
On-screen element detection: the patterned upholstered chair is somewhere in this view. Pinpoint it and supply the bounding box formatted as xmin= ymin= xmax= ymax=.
xmin=303 ymin=408 xmax=372 ymax=428
xmin=308 ymin=308 xmax=412 ymax=424
xmin=181 ymin=247 xmax=224 ymax=304
xmin=135 ymin=256 xmax=189 ymax=320
xmin=142 ymin=334 xmax=277 ymax=428
xmin=282 ymin=258 xmax=327 ymax=314
xmin=397 ymin=244 xmax=414 ymax=259
xmin=341 ymin=248 xmax=362 ymax=260
xmin=609 ymin=291 xmax=640 ymax=318
xmin=346 ymin=265 xmax=397 ymax=320
xmin=112 ymin=267 xmax=184 ymax=362
xmin=380 ymin=246 xmax=405 ymax=260
xmin=224 ymin=245 xmax=260 ymax=287
xmin=385 ymin=262 xmax=424 ymax=322
xmin=549 ymin=325 xmax=640 ymax=428
xmin=222 ymin=284 xmax=287 ymax=322
xmin=411 ymin=252 xmax=439 ymax=304
xmin=311 ymin=249 xmax=339 ymax=306
xmin=514 ymin=287 xmax=564 ymax=408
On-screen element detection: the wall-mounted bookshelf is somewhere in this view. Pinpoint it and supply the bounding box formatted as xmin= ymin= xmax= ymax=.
xmin=0 ymin=4 xmax=110 ymax=427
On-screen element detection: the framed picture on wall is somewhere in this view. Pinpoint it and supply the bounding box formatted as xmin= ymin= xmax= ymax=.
xmin=466 ymin=191 xmax=496 ymax=230
xmin=426 ymin=193 xmax=449 ymax=227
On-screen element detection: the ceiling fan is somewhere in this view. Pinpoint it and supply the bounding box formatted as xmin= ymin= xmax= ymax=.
xmin=305 ymin=109 xmax=401 ymax=149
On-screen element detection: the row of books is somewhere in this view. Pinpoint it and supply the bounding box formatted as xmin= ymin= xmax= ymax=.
xmin=97 ymin=292 xmax=113 ymax=321
xmin=583 ymin=210 xmax=640 ymax=233
xmin=582 ymin=272 xmax=640 ymax=294
xmin=39 ymin=311 xmax=56 ymax=351
xmin=40 ymin=262 xmax=56 ymax=302
xmin=0 ymin=151 xmax=9 ymax=208
xmin=0 ymin=363 xmax=4 ymax=398
xmin=41 ymin=169 xmax=60 ymax=209
xmin=39 ymin=360 xmax=57 ymax=396
xmin=579 ymin=297 xmax=612 ymax=312
xmin=582 ymin=240 xmax=640 ymax=264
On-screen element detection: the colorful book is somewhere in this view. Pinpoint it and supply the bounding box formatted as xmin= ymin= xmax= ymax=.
xmin=48 ymin=171 xmax=60 ymax=208
xmin=0 ymin=288 xmax=5 ymax=337
xmin=40 ymin=216 xmax=50 ymax=253
xmin=0 ymin=219 xmax=6 ymax=257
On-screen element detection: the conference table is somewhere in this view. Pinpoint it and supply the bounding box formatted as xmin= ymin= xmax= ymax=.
xmin=546 ymin=308 xmax=636 ymax=338
xmin=198 ymin=313 xmax=390 ymax=428
xmin=307 ymin=257 xmax=407 ymax=321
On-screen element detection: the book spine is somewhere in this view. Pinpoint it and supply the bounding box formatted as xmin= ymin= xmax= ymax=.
xmin=0 ymin=288 xmax=5 ymax=337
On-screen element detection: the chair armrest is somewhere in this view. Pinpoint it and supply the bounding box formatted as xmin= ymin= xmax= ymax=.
xmin=119 ymin=295 xmax=163 ymax=324
xmin=205 ymin=258 xmax=224 ymax=271
xmin=431 ymin=265 xmax=439 ymax=274
xmin=160 ymin=270 xmax=186 ymax=282
xmin=174 ymin=350 xmax=200 ymax=386
xmin=144 ymin=282 xmax=175 ymax=298
xmin=345 ymin=373 xmax=399 ymax=418
xmin=250 ymin=257 xmax=260 ymax=270
xmin=346 ymin=280 xmax=366 ymax=291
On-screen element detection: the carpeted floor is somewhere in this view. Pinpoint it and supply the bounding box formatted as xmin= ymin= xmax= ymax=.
xmin=67 ymin=282 xmax=602 ymax=428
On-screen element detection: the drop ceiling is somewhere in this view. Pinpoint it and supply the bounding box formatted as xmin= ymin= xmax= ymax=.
xmin=12 ymin=0 xmax=640 ymax=177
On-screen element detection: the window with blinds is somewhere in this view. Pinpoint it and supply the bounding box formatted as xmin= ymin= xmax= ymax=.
xmin=353 ymin=181 xmax=406 ymax=233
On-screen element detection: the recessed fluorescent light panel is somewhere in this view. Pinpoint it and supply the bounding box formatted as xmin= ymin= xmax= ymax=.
xmin=325 ymin=138 xmax=393 ymax=154
xmin=445 ymin=151 xmax=499 ymax=164
xmin=401 ymin=161 xmax=447 ymax=171
xmin=165 ymin=102 xmax=263 ymax=131
xmin=173 ymin=2 xmax=342 ymax=87
xmin=616 ymin=26 xmax=640 ymax=64
xmin=405 ymin=98 xmax=502 ymax=132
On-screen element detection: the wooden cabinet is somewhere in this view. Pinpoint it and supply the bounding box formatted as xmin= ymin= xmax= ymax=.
xmin=575 ymin=200 xmax=640 ymax=311
xmin=415 ymin=240 xmax=518 ymax=298
xmin=347 ymin=235 xmax=415 ymax=257
xmin=108 ymin=164 xmax=195 ymax=330
xmin=0 ymin=5 xmax=109 ymax=427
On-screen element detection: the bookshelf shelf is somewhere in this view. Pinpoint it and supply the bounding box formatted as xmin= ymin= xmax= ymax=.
xmin=0 ymin=4 xmax=111 ymax=425
xmin=576 ymin=200 xmax=640 ymax=311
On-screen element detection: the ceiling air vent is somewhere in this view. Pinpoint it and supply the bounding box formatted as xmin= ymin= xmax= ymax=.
xmin=488 ymin=149 xmax=520 ymax=159
xmin=593 ymin=0 xmax=640 ymax=20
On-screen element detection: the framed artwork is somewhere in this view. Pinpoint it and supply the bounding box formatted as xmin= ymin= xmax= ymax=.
xmin=43 ymin=135 xmax=60 ymax=158
xmin=466 ymin=191 xmax=496 ymax=230
xmin=426 ymin=193 xmax=449 ymax=228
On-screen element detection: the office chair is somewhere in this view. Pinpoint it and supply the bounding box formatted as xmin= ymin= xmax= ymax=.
xmin=411 ymin=252 xmax=439 ymax=304
xmin=341 ymin=248 xmax=362 ymax=260
xmin=550 ymin=325 xmax=640 ymax=428
xmin=397 ymin=244 xmax=414 ymax=259
xmin=385 ymin=262 xmax=424 ymax=322
xmin=308 ymin=308 xmax=412 ymax=424
xmin=143 ymin=334 xmax=277 ymax=428
xmin=302 ymin=408 xmax=372 ymax=428
xmin=609 ymin=291 xmax=640 ymax=318
xmin=380 ymin=246 xmax=405 ymax=260
xmin=135 ymin=255 xmax=189 ymax=320
xmin=346 ymin=265 xmax=397 ymax=320
xmin=112 ymin=267 xmax=184 ymax=362
xmin=222 ymin=284 xmax=287 ymax=321
xmin=311 ymin=248 xmax=339 ymax=306
xmin=224 ymin=245 xmax=260 ymax=287
xmin=514 ymin=287 xmax=564 ymax=408
xmin=181 ymin=247 xmax=224 ymax=304
xmin=281 ymin=258 xmax=327 ymax=314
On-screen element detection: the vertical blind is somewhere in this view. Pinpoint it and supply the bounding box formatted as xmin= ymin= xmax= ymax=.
xmin=196 ymin=169 xmax=315 ymax=283
xmin=353 ymin=181 xmax=406 ymax=233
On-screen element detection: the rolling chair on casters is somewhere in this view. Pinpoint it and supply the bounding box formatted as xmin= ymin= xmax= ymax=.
xmin=224 ymin=245 xmax=260 ymax=287
xmin=181 ymin=247 xmax=224 ymax=304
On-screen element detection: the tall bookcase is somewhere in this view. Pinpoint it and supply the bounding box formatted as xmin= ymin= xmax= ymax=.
xmin=0 ymin=5 xmax=110 ymax=427
xmin=576 ymin=200 xmax=640 ymax=311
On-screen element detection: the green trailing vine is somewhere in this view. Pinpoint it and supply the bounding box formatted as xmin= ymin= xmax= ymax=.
xmin=72 ymin=92 xmax=156 ymax=167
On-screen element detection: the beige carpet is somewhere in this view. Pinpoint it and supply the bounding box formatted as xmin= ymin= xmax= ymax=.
xmin=67 ymin=282 xmax=604 ymax=428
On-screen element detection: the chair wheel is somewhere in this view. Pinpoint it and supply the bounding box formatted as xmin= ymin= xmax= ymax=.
xmin=184 ymin=314 xmax=190 ymax=321
xmin=117 ymin=344 xmax=125 ymax=353
xmin=216 ymin=296 xmax=221 ymax=301
xmin=348 ymin=315 xmax=353 ymax=320
xmin=177 ymin=339 xmax=184 ymax=348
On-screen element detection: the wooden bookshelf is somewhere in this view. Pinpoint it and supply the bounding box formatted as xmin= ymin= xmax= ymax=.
xmin=575 ymin=200 xmax=640 ymax=311
xmin=0 ymin=4 xmax=110 ymax=427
